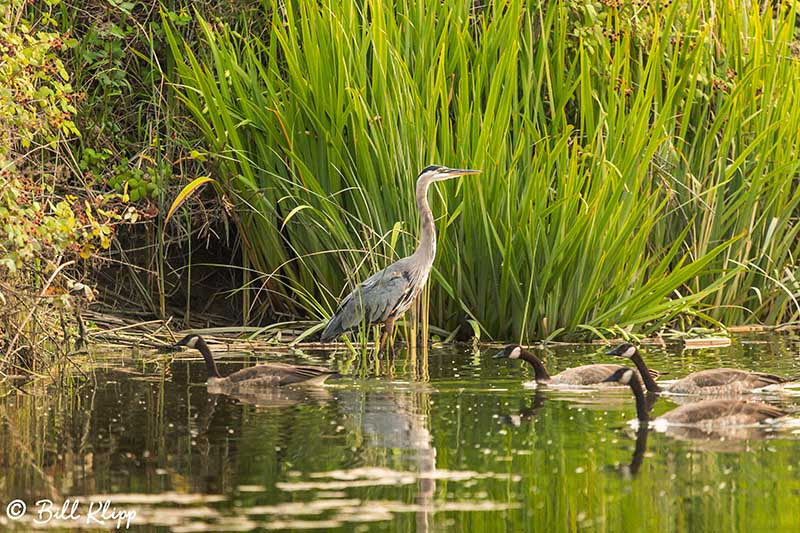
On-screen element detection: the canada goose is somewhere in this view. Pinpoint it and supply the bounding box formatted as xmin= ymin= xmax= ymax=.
xmin=493 ymin=344 xmax=660 ymax=387
xmin=602 ymin=366 xmax=788 ymax=428
xmin=170 ymin=334 xmax=340 ymax=389
xmin=607 ymin=343 xmax=798 ymax=395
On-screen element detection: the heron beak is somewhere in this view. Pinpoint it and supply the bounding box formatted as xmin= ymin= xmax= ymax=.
xmin=445 ymin=168 xmax=481 ymax=177
xmin=493 ymin=350 xmax=509 ymax=359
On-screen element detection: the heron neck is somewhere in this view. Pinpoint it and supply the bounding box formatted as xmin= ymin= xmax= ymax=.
xmin=411 ymin=175 xmax=437 ymax=268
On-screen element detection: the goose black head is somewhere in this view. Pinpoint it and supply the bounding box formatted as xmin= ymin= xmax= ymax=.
xmin=606 ymin=343 xmax=638 ymax=358
xmin=494 ymin=344 xmax=523 ymax=360
xmin=171 ymin=334 xmax=202 ymax=349
xmin=602 ymin=367 xmax=636 ymax=385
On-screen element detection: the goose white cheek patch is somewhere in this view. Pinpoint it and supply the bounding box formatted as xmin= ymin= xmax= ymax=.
xmin=624 ymin=346 xmax=636 ymax=357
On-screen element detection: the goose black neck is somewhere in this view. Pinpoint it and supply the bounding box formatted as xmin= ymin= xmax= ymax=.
xmin=628 ymin=424 xmax=650 ymax=476
xmin=630 ymin=351 xmax=661 ymax=393
xmin=626 ymin=374 xmax=650 ymax=423
xmin=196 ymin=337 xmax=223 ymax=379
xmin=518 ymin=350 xmax=551 ymax=382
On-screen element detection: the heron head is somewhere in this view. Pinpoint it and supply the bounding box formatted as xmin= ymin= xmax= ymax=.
xmin=606 ymin=343 xmax=638 ymax=358
xmin=493 ymin=344 xmax=523 ymax=360
xmin=171 ymin=334 xmax=201 ymax=349
xmin=602 ymin=367 xmax=636 ymax=385
xmin=418 ymin=165 xmax=481 ymax=183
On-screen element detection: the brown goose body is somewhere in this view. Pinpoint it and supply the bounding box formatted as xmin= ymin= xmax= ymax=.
xmin=494 ymin=345 xmax=658 ymax=387
xmin=666 ymin=368 xmax=789 ymax=395
xmin=602 ymin=367 xmax=788 ymax=429
xmin=171 ymin=334 xmax=339 ymax=390
xmin=607 ymin=344 xmax=797 ymax=395
xmin=658 ymin=398 xmax=787 ymax=426
xmin=548 ymin=364 xmax=640 ymax=386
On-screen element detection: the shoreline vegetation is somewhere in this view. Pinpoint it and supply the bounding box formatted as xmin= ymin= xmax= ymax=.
xmin=45 ymin=310 xmax=799 ymax=353
xmin=4 ymin=1 xmax=800 ymax=368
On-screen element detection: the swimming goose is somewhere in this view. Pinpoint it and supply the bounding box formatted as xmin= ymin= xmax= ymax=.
xmin=607 ymin=343 xmax=797 ymax=395
xmin=170 ymin=334 xmax=340 ymax=389
xmin=602 ymin=366 xmax=787 ymax=428
xmin=493 ymin=345 xmax=660 ymax=387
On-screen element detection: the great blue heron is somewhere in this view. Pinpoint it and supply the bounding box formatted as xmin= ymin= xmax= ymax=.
xmin=320 ymin=165 xmax=481 ymax=353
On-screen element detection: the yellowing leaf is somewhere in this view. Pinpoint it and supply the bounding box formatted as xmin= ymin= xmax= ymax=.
xmin=163 ymin=176 xmax=216 ymax=229
xmin=189 ymin=150 xmax=207 ymax=161
xmin=280 ymin=204 xmax=314 ymax=230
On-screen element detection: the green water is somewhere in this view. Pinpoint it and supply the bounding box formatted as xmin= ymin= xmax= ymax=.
xmin=1 ymin=335 xmax=800 ymax=532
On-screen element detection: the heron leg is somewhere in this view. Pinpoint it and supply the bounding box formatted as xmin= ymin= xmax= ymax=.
xmin=377 ymin=318 xmax=396 ymax=358
xmin=376 ymin=327 xmax=389 ymax=356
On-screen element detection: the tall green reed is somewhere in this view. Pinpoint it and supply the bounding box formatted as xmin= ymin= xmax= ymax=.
xmin=163 ymin=0 xmax=800 ymax=341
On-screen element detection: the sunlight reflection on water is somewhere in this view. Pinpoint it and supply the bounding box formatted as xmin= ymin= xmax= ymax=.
xmin=1 ymin=334 xmax=800 ymax=531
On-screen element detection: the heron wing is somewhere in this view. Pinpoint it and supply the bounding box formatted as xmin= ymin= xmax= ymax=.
xmin=321 ymin=262 xmax=415 ymax=339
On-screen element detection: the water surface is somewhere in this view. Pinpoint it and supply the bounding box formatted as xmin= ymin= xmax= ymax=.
xmin=1 ymin=335 xmax=799 ymax=531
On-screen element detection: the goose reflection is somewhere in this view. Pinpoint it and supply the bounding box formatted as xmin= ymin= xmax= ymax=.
xmin=659 ymin=422 xmax=782 ymax=451
xmin=604 ymin=367 xmax=791 ymax=456
xmin=499 ymin=390 xmax=546 ymax=427
xmin=613 ymin=409 xmax=785 ymax=466
xmin=208 ymin=384 xmax=332 ymax=407
xmin=613 ymin=425 xmax=650 ymax=479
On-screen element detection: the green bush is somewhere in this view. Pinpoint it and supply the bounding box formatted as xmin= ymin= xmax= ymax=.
xmin=0 ymin=0 xmax=115 ymax=271
xmin=0 ymin=0 xmax=133 ymax=361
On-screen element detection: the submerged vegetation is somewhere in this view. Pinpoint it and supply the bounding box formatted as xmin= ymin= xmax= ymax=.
xmin=4 ymin=0 xmax=800 ymax=349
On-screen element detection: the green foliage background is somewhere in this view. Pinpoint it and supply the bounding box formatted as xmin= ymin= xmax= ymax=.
xmin=7 ymin=0 xmax=800 ymax=343
xmin=162 ymin=0 xmax=800 ymax=340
